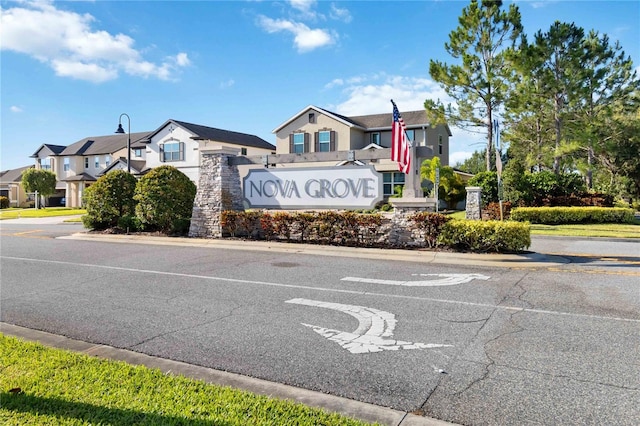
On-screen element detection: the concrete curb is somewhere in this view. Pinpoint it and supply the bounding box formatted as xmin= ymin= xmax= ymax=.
xmin=1 ymin=322 xmax=455 ymax=426
xmin=61 ymin=232 xmax=570 ymax=268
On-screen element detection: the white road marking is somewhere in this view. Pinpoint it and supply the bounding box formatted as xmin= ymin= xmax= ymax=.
xmin=2 ymin=256 xmax=639 ymax=324
xmin=286 ymin=298 xmax=452 ymax=354
xmin=341 ymin=273 xmax=490 ymax=287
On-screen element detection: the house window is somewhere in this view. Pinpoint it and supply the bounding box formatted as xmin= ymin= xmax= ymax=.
xmin=438 ymin=135 xmax=443 ymax=155
xmin=406 ymin=130 xmax=415 ymax=143
xmin=94 ymin=156 xmax=99 ymax=168
xmin=63 ymin=158 xmax=70 ymax=171
xmin=160 ymin=141 xmax=185 ymax=162
xmin=318 ymin=131 xmax=331 ymax=152
xmin=38 ymin=157 xmax=53 ymax=170
xmin=85 ymin=158 xmax=89 ymax=169
xmin=134 ymin=148 xmax=143 ymax=158
xmin=241 ymin=148 xmax=247 ymax=155
xmin=293 ymin=133 xmax=305 ymax=153
xmin=309 ymin=113 xmax=315 ymax=123
xmin=105 ymin=155 xmax=111 ymax=167
xmin=371 ymin=133 xmax=381 ymax=145
xmin=383 ymin=172 xmax=405 ymax=196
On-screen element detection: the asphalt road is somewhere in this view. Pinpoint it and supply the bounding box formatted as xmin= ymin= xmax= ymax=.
xmin=1 ymin=220 xmax=639 ymax=425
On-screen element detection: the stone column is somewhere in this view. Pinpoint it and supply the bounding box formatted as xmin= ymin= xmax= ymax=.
xmin=465 ymin=186 xmax=482 ymax=220
xmin=189 ymin=147 xmax=243 ymax=238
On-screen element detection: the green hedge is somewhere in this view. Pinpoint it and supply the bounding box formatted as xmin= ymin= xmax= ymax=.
xmin=437 ymin=220 xmax=531 ymax=253
xmin=510 ymin=207 xmax=635 ymax=224
xmin=221 ymin=211 xmax=531 ymax=253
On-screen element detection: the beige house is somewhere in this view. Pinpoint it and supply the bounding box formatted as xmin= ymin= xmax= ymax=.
xmin=0 ymin=165 xmax=33 ymax=207
xmin=27 ymin=119 xmax=275 ymax=208
xmin=31 ymin=134 xmax=150 ymax=207
xmin=272 ymin=105 xmax=452 ymax=197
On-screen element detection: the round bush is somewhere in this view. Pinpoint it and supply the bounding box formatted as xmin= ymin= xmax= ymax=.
xmin=82 ymin=170 xmax=137 ymax=230
xmin=134 ymin=165 xmax=196 ymax=234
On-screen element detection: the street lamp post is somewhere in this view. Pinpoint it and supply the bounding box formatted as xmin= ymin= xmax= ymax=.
xmin=115 ymin=113 xmax=131 ymax=173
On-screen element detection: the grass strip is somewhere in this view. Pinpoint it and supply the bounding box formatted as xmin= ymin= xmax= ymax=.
xmin=0 ymin=335 xmax=374 ymax=425
xmin=0 ymin=208 xmax=86 ymax=220
xmin=530 ymin=223 xmax=640 ymax=238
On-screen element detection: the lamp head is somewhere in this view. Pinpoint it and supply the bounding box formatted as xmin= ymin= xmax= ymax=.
xmin=115 ymin=123 xmax=125 ymax=134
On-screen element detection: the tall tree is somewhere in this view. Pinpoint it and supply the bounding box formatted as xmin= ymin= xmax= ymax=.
xmin=504 ymin=35 xmax=556 ymax=172
xmin=531 ymin=22 xmax=585 ymax=174
xmin=570 ymin=30 xmax=640 ymax=188
xmin=428 ymin=0 xmax=522 ymax=171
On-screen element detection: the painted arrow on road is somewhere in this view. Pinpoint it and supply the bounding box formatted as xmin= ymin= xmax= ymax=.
xmin=341 ymin=273 xmax=490 ymax=287
xmin=286 ymin=298 xmax=452 ymax=354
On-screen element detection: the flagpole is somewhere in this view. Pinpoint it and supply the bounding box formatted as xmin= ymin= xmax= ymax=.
xmin=389 ymin=100 xmax=437 ymax=211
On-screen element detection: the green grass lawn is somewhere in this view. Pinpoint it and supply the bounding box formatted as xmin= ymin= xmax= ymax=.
xmin=0 ymin=335 xmax=374 ymax=426
xmin=529 ymin=222 xmax=640 ymax=238
xmin=0 ymin=207 xmax=86 ymax=220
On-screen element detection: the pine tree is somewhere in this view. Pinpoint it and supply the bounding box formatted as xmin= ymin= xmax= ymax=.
xmin=428 ymin=0 xmax=522 ymax=171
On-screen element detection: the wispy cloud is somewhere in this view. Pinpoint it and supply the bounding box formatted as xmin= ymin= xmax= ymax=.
xmin=219 ymin=79 xmax=235 ymax=89
xmin=329 ymin=73 xmax=448 ymax=115
xmin=288 ymin=0 xmax=318 ymax=20
xmin=257 ymin=16 xmax=335 ymax=53
xmin=330 ymin=3 xmax=352 ymax=23
xmin=10 ymin=106 xmax=24 ymax=113
xmin=256 ymin=0 xmax=349 ymax=53
xmin=0 ymin=0 xmax=190 ymax=83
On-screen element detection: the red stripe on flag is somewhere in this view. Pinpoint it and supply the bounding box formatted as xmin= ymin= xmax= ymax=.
xmin=391 ymin=101 xmax=410 ymax=174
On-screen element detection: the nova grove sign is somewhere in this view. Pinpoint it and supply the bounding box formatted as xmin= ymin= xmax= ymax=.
xmin=243 ymin=166 xmax=383 ymax=209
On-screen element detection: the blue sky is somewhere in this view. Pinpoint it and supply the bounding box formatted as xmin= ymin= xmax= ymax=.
xmin=2 ymin=0 xmax=638 ymax=171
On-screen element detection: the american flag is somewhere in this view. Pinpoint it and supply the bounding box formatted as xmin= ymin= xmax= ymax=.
xmin=391 ymin=100 xmax=411 ymax=174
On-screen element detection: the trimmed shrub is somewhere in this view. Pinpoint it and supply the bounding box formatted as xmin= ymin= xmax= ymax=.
xmin=0 ymin=196 xmax=9 ymax=209
xmin=510 ymin=207 xmax=635 ymax=224
xmin=484 ymin=201 xmax=512 ymax=220
xmin=541 ymin=193 xmax=614 ymax=207
xmin=409 ymin=212 xmax=451 ymax=248
xmin=134 ymin=166 xmax=196 ymax=234
xmin=221 ymin=210 xmax=262 ymax=238
xmin=82 ymin=170 xmax=137 ymax=230
xmin=437 ymin=220 xmax=531 ymax=253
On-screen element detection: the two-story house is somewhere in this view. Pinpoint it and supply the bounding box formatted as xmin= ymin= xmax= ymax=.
xmin=272 ymin=105 xmax=452 ymax=197
xmin=123 ymin=119 xmax=276 ymax=183
xmin=28 ymin=119 xmax=276 ymax=208
xmin=31 ymin=134 xmax=150 ymax=207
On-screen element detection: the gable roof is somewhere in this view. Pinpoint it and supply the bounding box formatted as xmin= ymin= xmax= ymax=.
xmin=273 ymin=105 xmax=452 ymax=136
xmin=347 ymin=110 xmax=453 ymax=135
xmin=135 ymin=119 xmax=275 ymax=150
xmin=272 ymin=105 xmax=366 ymax=133
xmin=30 ymin=144 xmax=67 ymax=158
xmin=59 ymin=131 xmax=152 ymax=157
xmin=100 ymin=158 xmax=147 ymax=176
xmin=0 ymin=165 xmax=34 ymax=183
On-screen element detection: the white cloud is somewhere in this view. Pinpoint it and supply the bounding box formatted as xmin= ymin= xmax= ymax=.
xmin=330 ymin=3 xmax=352 ymax=23
xmin=288 ymin=0 xmax=317 ymax=19
xmin=257 ymin=16 xmax=335 ymax=53
xmin=0 ymin=1 xmax=190 ymax=83
xmin=10 ymin=106 xmax=24 ymax=113
xmin=331 ymin=74 xmax=447 ymax=115
xmin=220 ymin=79 xmax=235 ymax=89
xmin=326 ymin=73 xmax=487 ymax=162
